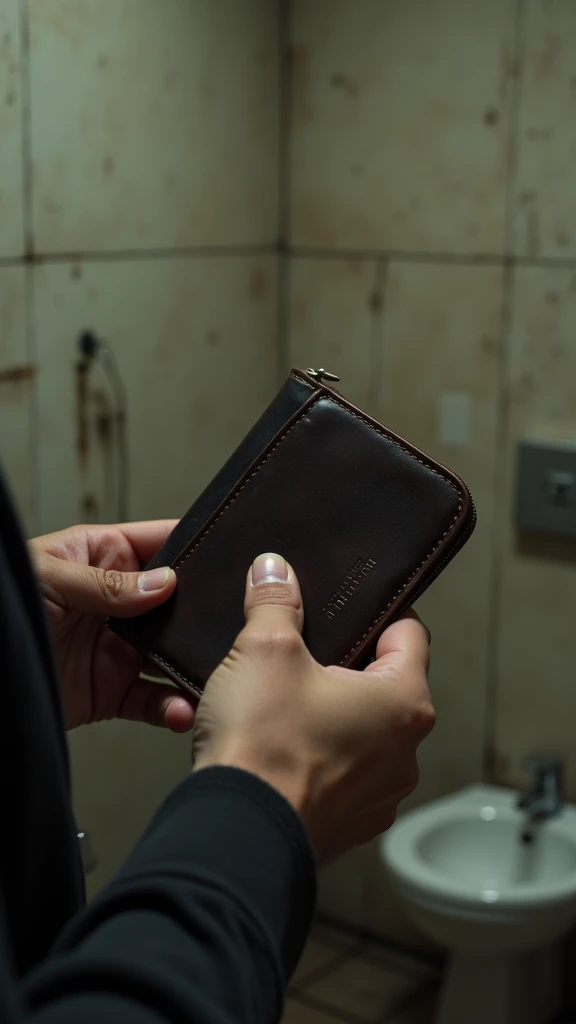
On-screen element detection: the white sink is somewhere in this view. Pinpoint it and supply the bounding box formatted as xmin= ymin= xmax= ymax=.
xmin=380 ymin=784 xmax=576 ymax=1024
xmin=385 ymin=784 xmax=576 ymax=916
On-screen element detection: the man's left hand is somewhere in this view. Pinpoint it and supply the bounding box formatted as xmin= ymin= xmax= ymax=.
xmin=29 ymin=522 xmax=194 ymax=732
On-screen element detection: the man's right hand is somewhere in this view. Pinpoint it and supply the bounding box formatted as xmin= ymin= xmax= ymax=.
xmin=193 ymin=553 xmax=435 ymax=864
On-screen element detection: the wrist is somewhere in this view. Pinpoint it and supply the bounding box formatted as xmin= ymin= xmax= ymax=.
xmin=193 ymin=746 xmax=311 ymax=818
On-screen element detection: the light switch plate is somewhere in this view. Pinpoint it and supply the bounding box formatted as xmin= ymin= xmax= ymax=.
xmin=517 ymin=439 xmax=576 ymax=540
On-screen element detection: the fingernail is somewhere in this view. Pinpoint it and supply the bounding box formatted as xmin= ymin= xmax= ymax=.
xmin=251 ymin=552 xmax=288 ymax=586
xmin=138 ymin=566 xmax=171 ymax=592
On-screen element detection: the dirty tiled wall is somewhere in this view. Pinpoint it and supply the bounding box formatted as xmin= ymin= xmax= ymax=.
xmin=0 ymin=0 xmax=280 ymax=891
xmin=287 ymin=0 xmax=576 ymax=942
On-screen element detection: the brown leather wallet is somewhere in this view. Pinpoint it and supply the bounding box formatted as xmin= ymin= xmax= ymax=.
xmin=109 ymin=368 xmax=476 ymax=698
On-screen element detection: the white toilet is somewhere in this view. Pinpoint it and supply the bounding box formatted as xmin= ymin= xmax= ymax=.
xmin=381 ymin=784 xmax=576 ymax=1024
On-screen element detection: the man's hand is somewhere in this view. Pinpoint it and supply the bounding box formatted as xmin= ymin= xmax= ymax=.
xmin=29 ymin=522 xmax=194 ymax=732
xmin=193 ymin=553 xmax=434 ymax=863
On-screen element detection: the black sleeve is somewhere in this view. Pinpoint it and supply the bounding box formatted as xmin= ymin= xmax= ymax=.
xmin=22 ymin=766 xmax=316 ymax=1024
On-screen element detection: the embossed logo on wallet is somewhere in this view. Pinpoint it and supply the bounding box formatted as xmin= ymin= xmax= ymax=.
xmin=323 ymin=557 xmax=377 ymax=619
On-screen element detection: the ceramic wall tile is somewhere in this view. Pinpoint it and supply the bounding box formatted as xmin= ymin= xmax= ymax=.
xmin=32 ymin=255 xmax=278 ymax=534
xmin=290 ymin=0 xmax=515 ymax=253
xmin=0 ymin=266 xmax=34 ymax=531
xmin=494 ymin=267 xmax=576 ymax=796
xmin=513 ymin=0 xmax=576 ymax=258
xmin=375 ymin=262 xmax=503 ymax=798
xmin=29 ymin=0 xmax=278 ymax=252
xmin=289 ymin=257 xmax=381 ymax=413
xmin=0 ymin=0 xmax=25 ymax=258
xmin=360 ymin=261 xmax=503 ymax=940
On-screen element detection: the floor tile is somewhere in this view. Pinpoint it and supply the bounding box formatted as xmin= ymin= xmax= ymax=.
xmin=293 ymin=923 xmax=359 ymax=986
xmin=283 ymin=999 xmax=342 ymax=1024
xmin=304 ymin=954 xmax=419 ymax=1022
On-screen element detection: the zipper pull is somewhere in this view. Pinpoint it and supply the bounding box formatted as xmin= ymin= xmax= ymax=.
xmin=307 ymin=368 xmax=340 ymax=384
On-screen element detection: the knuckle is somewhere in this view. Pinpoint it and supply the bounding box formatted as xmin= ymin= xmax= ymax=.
xmin=241 ymin=627 xmax=304 ymax=662
xmin=400 ymin=697 xmax=436 ymax=739
xmin=416 ymin=699 xmax=436 ymax=737
xmin=99 ymin=568 xmax=128 ymax=600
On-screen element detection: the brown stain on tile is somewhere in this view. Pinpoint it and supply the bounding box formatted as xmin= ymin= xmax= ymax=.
xmin=545 ymin=289 xmax=560 ymax=306
xmin=248 ymin=266 xmax=268 ymax=302
xmin=367 ymin=289 xmax=383 ymax=314
xmin=288 ymin=44 xmax=314 ymax=128
xmin=70 ymin=261 xmax=83 ymax=281
xmin=534 ymin=35 xmax=562 ymax=81
xmin=330 ymin=71 xmax=359 ymax=98
xmin=0 ymin=364 xmax=36 ymax=387
xmin=480 ymin=335 xmax=500 ymax=358
xmin=102 ymin=156 xmax=115 ymax=176
xmin=205 ymin=330 xmax=221 ymax=348
xmin=81 ymin=493 xmax=99 ymax=519
xmin=490 ymin=750 xmax=512 ymax=784
xmin=518 ymin=189 xmax=540 ymax=257
xmin=525 ymin=126 xmax=553 ymax=141
xmin=96 ymin=54 xmax=109 ymax=70
xmin=34 ymin=0 xmax=90 ymax=51
xmin=192 ymin=394 xmax=216 ymax=427
xmin=498 ymin=39 xmax=520 ymax=102
xmin=483 ymin=107 xmax=500 ymax=127
xmin=92 ymin=389 xmax=113 ymax=450
xmin=75 ymin=360 xmax=90 ymax=468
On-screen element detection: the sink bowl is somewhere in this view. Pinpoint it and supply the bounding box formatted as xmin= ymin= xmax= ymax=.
xmin=380 ymin=784 xmax=576 ymax=1024
xmin=383 ymin=783 xmax=576 ymax=920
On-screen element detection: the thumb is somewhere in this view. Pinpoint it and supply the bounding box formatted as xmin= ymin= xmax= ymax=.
xmin=242 ymin=552 xmax=304 ymax=639
xmin=42 ymin=554 xmax=176 ymax=618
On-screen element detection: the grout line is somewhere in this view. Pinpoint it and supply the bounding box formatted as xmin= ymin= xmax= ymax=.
xmin=0 ymin=244 xmax=277 ymax=269
xmin=2 ymin=247 xmax=576 ymax=273
xmin=288 ymin=246 xmax=576 ymax=270
xmin=314 ymin=914 xmax=442 ymax=973
xmin=276 ymin=0 xmax=292 ymax=383
xmin=17 ymin=0 xmax=39 ymax=534
xmin=1 ymin=245 xmax=576 ymax=272
xmin=483 ymin=0 xmax=526 ymax=782
xmin=369 ymin=259 xmax=388 ymax=414
xmin=290 ymin=991 xmax=375 ymax=1024
xmin=290 ymin=943 xmax=365 ymax=993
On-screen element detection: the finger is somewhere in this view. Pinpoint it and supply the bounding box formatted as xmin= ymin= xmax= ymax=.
xmin=241 ymin=552 xmax=304 ymax=642
xmin=374 ymin=610 xmax=430 ymax=667
xmin=40 ymin=553 xmax=176 ymax=617
xmin=365 ymin=611 xmax=431 ymax=697
xmin=118 ymin=679 xmax=195 ymax=732
xmin=114 ymin=520 xmax=179 ymax=564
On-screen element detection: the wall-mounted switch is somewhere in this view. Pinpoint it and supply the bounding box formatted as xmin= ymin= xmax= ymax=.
xmin=517 ymin=439 xmax=576 ymax=540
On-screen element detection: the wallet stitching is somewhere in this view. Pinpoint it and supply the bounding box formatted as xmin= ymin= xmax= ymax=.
xmin=140 ymin=393 xmax=464 ymax=685
xmin=337 ymin=506 xmax=461 ymax=663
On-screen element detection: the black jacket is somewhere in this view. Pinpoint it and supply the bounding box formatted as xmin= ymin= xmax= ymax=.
xmin=0 ymin=470 xmax=315 ymax=1022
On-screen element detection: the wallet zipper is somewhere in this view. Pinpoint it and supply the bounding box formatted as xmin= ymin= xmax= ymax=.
xmin=306 ymin=368 xmax=340 ymax=385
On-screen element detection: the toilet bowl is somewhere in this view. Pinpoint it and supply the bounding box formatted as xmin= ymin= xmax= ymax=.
xmin=381 ymin=784 xmax=576 ymax=1024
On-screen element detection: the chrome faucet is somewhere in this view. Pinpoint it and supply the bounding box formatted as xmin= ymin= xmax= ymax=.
xmin=517 ymin=753 xmax=564 ymax=825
